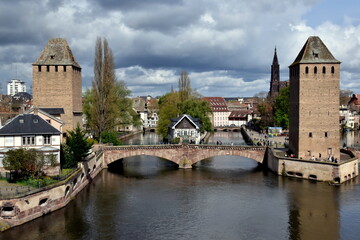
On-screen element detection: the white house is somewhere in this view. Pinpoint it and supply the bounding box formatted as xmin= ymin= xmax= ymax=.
xmin=339 ymin=105 xmax=356 ymax=129
xmin=0 ymin=114 xmax=62 ymax=175
xmin=168 ymin=114 xmax=201 ymax=144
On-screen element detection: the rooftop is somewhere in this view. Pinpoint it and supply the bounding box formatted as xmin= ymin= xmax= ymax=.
xmin=290 ymin=36 xmax=340 ymax=67
xmin=33 ymin=38 xmax=81 ymax=68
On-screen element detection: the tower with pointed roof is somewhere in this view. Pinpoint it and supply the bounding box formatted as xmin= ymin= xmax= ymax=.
xmin=269 ymin=47 xmax=280 ymax=97
xmin=289 ymin=36 xmax=341 ymax=160
xmin=32 ymin=38 xmax=82 ymax=135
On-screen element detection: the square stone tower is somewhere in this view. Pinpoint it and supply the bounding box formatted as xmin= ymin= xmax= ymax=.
xmin=32 ymin=38 xmax=82 ymax=135
xmin=289 ymin=36 xmax=340 ymax=160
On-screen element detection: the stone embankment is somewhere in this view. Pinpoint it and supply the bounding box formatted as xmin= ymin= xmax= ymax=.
xmin=0 ymin=151 xmax=103 ymax=232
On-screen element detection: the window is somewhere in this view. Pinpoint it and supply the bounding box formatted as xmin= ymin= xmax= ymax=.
xmin=331 ymin=66 xmax=335 ymax=74
xmin=328 ymin=148 xmax=333 ymax=155
xmin=305 ymin=66 xmax=309 ymax=74
xmin=325 ymin=132 xmax=328 ymax=138
xmin=22 ymin=136 xmax=35 ymax=146
xmin=322 ymin=66 xmax=326 ymax=74
xmin=309 ymin=132 xmax=312 ymax=138
xmin=46 ymin=66 xmax=50 ymax=72
xmin=44 ymin=135 xmax=51 ymax=145
xmin=55 ymin=65 xmax=58 ymax=72
xmin=314 ymin=66 xmax=317 ymax=74
xmin=38 ymin=66 xmax=41 ymax=72
xmin=63 ymin=66 xmax=66 ymax=72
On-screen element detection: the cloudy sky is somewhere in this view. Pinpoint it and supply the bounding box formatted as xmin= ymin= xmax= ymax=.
xmin=1 ymin=0 xmax=360 ymax=97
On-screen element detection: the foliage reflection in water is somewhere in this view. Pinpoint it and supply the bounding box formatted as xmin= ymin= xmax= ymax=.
xmin=2 ymin=132 xmax=360 ymax=240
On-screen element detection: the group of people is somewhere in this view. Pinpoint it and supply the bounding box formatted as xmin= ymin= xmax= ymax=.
xmin=310 ymin=154 xmax=338 ymax=163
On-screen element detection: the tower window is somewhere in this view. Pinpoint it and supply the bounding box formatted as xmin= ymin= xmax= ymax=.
xmin=38 ymin=66 xmax=41 ymax=72
xmin=314 ymin=66 xmax=317 ymax=74
xmin=305 ymin=66 xmax=309 ymax=74
xmin=322 ymin=66 xmax=326 ymax=74
xmin=46 ymin=66 xmax=50 ymax=72
xmin=309 ymin=132 xmax=312 ymax=138
xmin=55 ymin=65 xmax=58 ymax=72
xmin=325 ymin=132 xmax=328 ymax=137
xmin=331 ymin=66 xmax=335 ymax=74
xmin=63 ymin=66 xmax=66 ymax=72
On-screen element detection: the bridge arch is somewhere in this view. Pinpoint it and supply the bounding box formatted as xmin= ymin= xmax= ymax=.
xmin=102 ymin=145 xmax=266 ymax=169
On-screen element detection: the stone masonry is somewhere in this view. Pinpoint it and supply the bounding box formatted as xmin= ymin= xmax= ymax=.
xmin=289 ymin=36 xmax=341 ymax=160
xmin=102 ymin=145 xmax=266 ymax=168
xmin=32 ymin=38 xmax=82 ymax=134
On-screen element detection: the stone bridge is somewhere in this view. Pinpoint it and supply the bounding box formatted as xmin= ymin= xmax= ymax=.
xmin=102 ymin=144 xmax=267 ymax=168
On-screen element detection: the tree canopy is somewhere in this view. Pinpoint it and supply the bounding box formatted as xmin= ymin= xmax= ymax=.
xmin=83 ymin=37 xmax=136 ymax=141
xmin=157 ymin=73 xmax=212 ymax=139
xmin=274 ymin=86 xmax=290 ymax=129
xmin=62 ymin=125 xmax=93 ymax=168
xmin=3 ymin=148 xmax=56 ymax=180
xmin=256 ymin=86 xmax=289 ymax=129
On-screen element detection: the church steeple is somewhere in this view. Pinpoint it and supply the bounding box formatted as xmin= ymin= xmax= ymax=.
xmin=269 ymin=47 xmax=280 ymax=97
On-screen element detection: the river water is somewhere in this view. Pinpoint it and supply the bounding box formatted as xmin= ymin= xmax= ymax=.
xmin=3 ymin=132 xmax=360 ymax=240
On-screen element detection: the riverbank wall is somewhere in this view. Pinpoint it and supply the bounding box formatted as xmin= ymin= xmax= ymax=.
xmin=0 ymin=151 xmax=104 ymax=232
xmin=240 ymin=126 xmax=254 ymax=145
xmin=266 ymin=148 xmax=359 ymax=183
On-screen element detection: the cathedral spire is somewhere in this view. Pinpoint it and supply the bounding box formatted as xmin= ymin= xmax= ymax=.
xmin=269 ymin=47 xmax=280 ymax=97
xmin=272 ymin=47 xmax=279 ymax=66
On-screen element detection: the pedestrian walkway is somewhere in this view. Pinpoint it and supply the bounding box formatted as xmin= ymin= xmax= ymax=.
xmin=245 ymin=128 xmax=287 ymax=147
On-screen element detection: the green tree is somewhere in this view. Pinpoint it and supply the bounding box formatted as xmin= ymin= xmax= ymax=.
xmin=83 ymin=37 xmax=135 ymax=142
xmin=157 ymin=91 xmax=213 ymax=139
xmin=257 ymin=98 xmax=275 ymax=129
xmin=180 ymin=98 xmax=212 ymax=133
xmin=274 ymin=86 xmax=290 ymax=129
xmin=157 ymin=92 xmax=181 ymax=139
xmin=101 ymin=130 xmax=122 ymax=146
xmin=65 ymin=125 xmax=93 ymax=165
xmin=3 ymin=148 xmax=48 ymax=180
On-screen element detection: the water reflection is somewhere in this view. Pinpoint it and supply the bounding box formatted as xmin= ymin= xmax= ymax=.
xmin=3 ymin=132 xmax=360 ymax=240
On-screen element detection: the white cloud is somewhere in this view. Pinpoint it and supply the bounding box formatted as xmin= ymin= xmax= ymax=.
xmin=0 ymin=0 xmax=360 ymax=97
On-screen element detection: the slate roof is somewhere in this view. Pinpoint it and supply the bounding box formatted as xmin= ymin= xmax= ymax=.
xmin=12 ymin=92 xmax=32 ymax=101
xmin=168 ymin=114 xmax=201 ymax=129
xmin=290 ymin=36 xmax=340 ymax=66
xmin=33 ymin=38 xmax=81 ymax=68
xmin=39 ymin=108 xmax=65 ymax=115
xmin=0 ymin=114 xmax=61 ymax=136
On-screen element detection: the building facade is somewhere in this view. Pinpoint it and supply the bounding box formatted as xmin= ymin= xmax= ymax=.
xmin=203 ymin=97 xmax=230 ymax=127
xmin=168 ymin=114 xmax=201 ymax=144
xmin=0 ymin=114 xmax=61 ymax=175
xmin=32 ymin=38 xmax=82 ymax=135
xmin=289 ymin=36 xmax=340 ymax=160
xmin=7 ymin=79 xmax=26 ymax=96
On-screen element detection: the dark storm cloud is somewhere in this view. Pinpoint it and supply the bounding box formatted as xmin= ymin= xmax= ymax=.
xmin=0 ymin=0 xmax=359 ymax=97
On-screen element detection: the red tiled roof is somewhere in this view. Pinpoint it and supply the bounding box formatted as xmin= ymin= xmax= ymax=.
xmin=203 ymin=97 xmax=228 ymax=112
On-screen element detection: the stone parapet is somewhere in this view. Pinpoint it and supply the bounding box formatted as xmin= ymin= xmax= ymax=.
xmin=266 ymin=148 xmax=358 ymax=183
xmin=0 ymin=152 xmax=103 ymax=232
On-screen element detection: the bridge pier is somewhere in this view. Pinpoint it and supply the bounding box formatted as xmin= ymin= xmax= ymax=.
xmin=178 ymin=158 xmax=193 ymax=169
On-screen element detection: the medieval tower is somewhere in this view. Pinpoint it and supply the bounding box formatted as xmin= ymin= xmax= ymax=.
xmin=32 ymin=38 xmax=82 ymax=134
xmin=289 ymin=36 xmax=340 ymax=160
xmin=269 ymin=47 xmax=280 ymax=97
